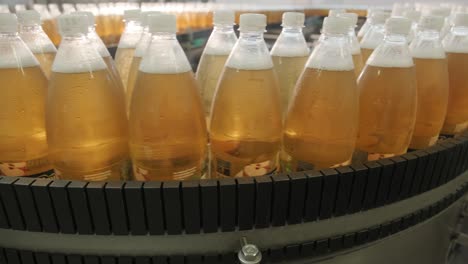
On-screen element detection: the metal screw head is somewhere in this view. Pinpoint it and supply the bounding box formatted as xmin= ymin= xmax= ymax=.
xmin=238 ymin=244 xmax=262 ymax=264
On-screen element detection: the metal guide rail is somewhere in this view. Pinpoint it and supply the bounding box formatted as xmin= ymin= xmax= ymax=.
xmin=0 ymin=133 xmax=468 ymax=263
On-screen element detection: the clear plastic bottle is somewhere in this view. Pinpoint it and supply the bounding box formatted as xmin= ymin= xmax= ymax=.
xmin=115 ymin=9 xmax=142 ymax=91
xmin=17 ymin=10 xmax=57 ymax=79
xmin=356 ymin=17 xmax=417 ymax=161
xmin=126 ymin=11 xmax=161 ymax=114
xmin=442 ymin=13 xmax=468 ymax=135
xmin=271 ymin=12 xmax=309 ymax=116
xmin=210 ymin=14 xmax=282 ymax=178
xmin=129 ymin=14 xmax=207 ymax=181
xmin=337 ymin=12 xmax=364 ymax=76
xmin=360 ymin=12 xmax=389 ymax=63
xmin=282 ymin=16 xmax=359 ymax=172
xmin=73 ymin=11 xmax=125 ymax=94
xmin=47 ymin=14 xmax=129 ymax=181
xmin=0 ymin=13 xmax=52 ymax=178
xmin=196 ymin=10 xmax=237 ymax=124
xmin=409 ymin=15 xmax=449 ymax=149
xmin=431 ymin=7 xmax=452 ymax=39
xmin=357 ymin=9 xmax=374 ymax=42
xmin=403 ymin=10 xmax=421 ymax=43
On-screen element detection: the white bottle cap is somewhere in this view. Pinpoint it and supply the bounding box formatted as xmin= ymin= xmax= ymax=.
xmin=328 ymin=9 xmax=346 ymax=17
xmin=141 ymin=11 xmax=162 ymax=27
xmin=17 ymin=10 xmax=41 ymax=26
xmin=371 ymin=11 xmax=389 ymax=24
xmin=430 ymin=7 xmax=451 ymax=18
xmin=239 ymin=13 xmax=266 ymax=31
xmin=72 ymin=11 xmax=95 ymax=27
xmin=213 ymin=10 xmax=235 ymax=25
xmin=58 ymin=14 xmax=89 ymax=35
xmin=0 ymin=13 xmax=18 ymax=33
xmin=124 ymin=9 xmax=141 ymax=22
xmin=282 ymin=12 xmax=305 ymax=27
xmin=385 ymin=17 xmax=412 ymax=35
xmin=337 ymin=13 xmax=358 ymax=28
xmin=454 ymin=13 xmax=468 ymax=27
xmin=403 ymin=10 xmax=421 ymax=22
xmin=147 ymin=13 xmax=176 ymax=33
xmin=418 ymin=15 xmax=445 ymax=31
xmin=322 ymin=16 xmax=349 ymax=34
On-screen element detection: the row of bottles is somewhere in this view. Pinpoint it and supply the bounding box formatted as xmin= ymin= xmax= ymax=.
xmin=1 ymin=7 xmax=468 ymax=181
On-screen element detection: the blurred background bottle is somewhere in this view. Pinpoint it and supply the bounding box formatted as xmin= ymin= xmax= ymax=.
xmin=196 ymin=10 xmax=237 ymax=125
xmin=17 ymin=10 xmax=57 ymax=79
xmin=126 ymin=11 xmax=160 ymax=114
xmin=271 ymin=12 xmax=309 ymax=115
xmin=360 ymin=11 xmax=388 ymax=63
xmin=337 ymin=12 xmax=364 ymax=76
xmin=115 ymin=9 xmax=142 ymax=92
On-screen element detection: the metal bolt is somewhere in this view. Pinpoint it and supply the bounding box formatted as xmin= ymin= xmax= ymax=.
xmin=238 ymin=237 xmax=262 ymax=264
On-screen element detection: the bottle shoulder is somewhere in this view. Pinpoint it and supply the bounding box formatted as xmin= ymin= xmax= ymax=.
xmin=270 ymin=31 xmax=309 ymax=57
xmin=52 ymin=38 xmax=107 ymax=74
xmin=203 ymin=30 xmax=238 ymax=55
xmin=139 ymin=38 xmax=192 ymax=74
xmin=367 ymin=40 xmax=414 ymax=68
xmin=0 ymin=36 xmax=39 ymax=68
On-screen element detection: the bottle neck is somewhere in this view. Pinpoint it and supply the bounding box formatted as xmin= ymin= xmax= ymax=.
xmin=213 ymin=24 xmax=234 ymax=33
xmin=451 ymin=26 xmax=468 ymax=36
xmin=281 ymin=26 xmax=303 ymax=34
xmin=415 ymin=29 xmax=441 ymax=40
xmin=239 ymin=31 xmax=264 ymax=40
xmin=151 ymin=32 xmax=177 ymax=40
xmin=384 ymin=33 xmax=408 ymax=43
xmin=19 ymin=24 xmax=43 ymax=33
xmin=62 ymin=34 xmax=88 ymax=43
xmin=320 ymin=32 xmax=349 ymax=43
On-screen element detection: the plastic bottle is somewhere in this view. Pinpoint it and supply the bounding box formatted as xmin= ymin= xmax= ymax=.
xmin=357 ymin=9 xmax=389 ymax=42
xmin=0 ymin=13 xmax=52 ymax=177
xmin=356 ymin=17 xmax=417 ymax=161
xmin=282 ymin=16 xmax=359 ymax=171
xmin=337 ymin=12 xmax=364 ymax=76
xmin=126 ymin=11 xmax=161 ymax=114
xmin=17 ymin=10 xmax=57 ymax=79
xmin=403 ymin=10 xmax=421 ymax=42
xmin=115 ymin=9 xmax=142 ymax=91
xmin=431 ymin=7 xmax=452 ymax=38
xmin=196 ymin=10 xmax=237 ymax=125
xmin=409 ymin=15 xmax=449 ymax=149
xmin=360 ymin=12 xmax=389 ymax=63
xmin=210 ymin=14 xmax=282 ymax=178
xmin=270 ymin=12 xmax=309 ymax=116
xmin=129 ymin=14 xmax=207 ymax=181
xmin=73 ymin=11 xmax=125 ymax=94
xmin=47 ymin=14 xmax=129 ymax=181
xmin=442 ymin=13 xmax=468 ymax=135
xmin=358 ymin=8 xmax=374 ymax=42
